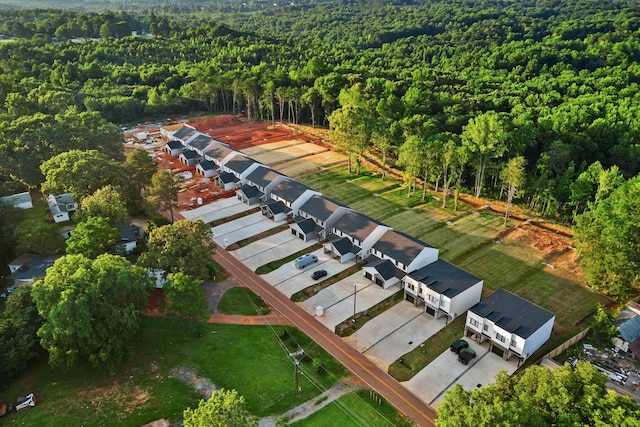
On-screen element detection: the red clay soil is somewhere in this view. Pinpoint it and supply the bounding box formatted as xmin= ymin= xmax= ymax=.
xmin=145 ymin=288 xmax=290 ymax=326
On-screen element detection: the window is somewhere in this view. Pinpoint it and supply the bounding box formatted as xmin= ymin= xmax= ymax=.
xmin=510 ymin=338 xmax=517 ymax=347
xmin=483 ymin=324 xmax=488 ymax=332
xmin=469 ymin=318 xmax=479 ymax=328
xmin=429 ymin=295 xmax=438 ymax=304
xmin=440 ymin=298 xmax=445 ymax=307
xmin=408 ymin=283 xmax=415 ymax=291
xmin=496 ymin=333 xmax=506 ymax=343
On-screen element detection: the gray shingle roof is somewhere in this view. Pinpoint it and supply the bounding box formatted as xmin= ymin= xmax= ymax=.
xmin=366 ymin=258 xmax=398 ymax=280
xmin=270 ymin=179 xmax=310 ymax=204
xmin=181 ymin=149 xmax=200 ymax=160
xmin=204 ymin=144 xmax=234 ymax=162
xmin=295 ymin=218 xmax=317 ymax=234
xmin=409 ymin=259 xmax=481 ymax=299
xmin=173 ymin=126 xmax=197 ymax=140
xmin=198 ymin=160 xmax=217 ymax=171
xmin=469 ymin=289 xmax=554 ymax=339
xmin=246 ymin=166 xmax=283 ymax=189
xmin=238 ymin=184 xmax=262 ymax=199
xmin=166 ymin=140 xmax=182 ymax=149
xmin=7 ymin=254 xmax=61 ymax=283
xmin=218 ymin=172 xmax=237 ymax=184
xmin=225 ymin=155 xmax=255 ymax=174
xmin=331 ymin=210 xmax=381 ymax=242
xmin=299 ymin=195 xmax=344 ymax=222
xmin=330 ymin=236 xmax=354 ymax=255
xmin=266 ymin=200 xmax=290 ymax=215
xmin=372 ymin=230 xmax=431 ymax=266
xmin=189 ymin=134 xmax=213 ymax=151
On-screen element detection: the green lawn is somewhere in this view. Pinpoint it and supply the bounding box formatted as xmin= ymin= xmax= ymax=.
xmin=288 ymin=389 xmax=413 ymax=427
xmin=216 ymin=286 xmax=271 ymax=315
xmin=300 ymin=166 xmax=610 ymax=379
xmin=0 ymin=318 xmax=347 ymax=425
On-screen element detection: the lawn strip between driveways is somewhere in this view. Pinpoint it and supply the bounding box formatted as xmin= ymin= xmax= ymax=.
xmin=225 ymin=223 xmax=290 ymax=251
xmin=290 ymin=263 xmax=364 ymax=302
xmin=207 ymin=206 xmax=260 ymax=227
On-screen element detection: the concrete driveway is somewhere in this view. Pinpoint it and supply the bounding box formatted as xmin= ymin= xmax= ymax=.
xmin=262 ymin=248 xmax=330 ymax=285
xmin=181 ymin=197 xmax=253 ymax=224
xmin=233 ymin=230 xmax=317 ymax=270
xmin=275 ymin=259 xmax=355 ymax=298
xmin=301 ymin=278 xmax=401 ymax=331
xmin=403 ymin=338 xmax=519 ymax=408
xmin=211 ymin=212 xmax=280 ymax=246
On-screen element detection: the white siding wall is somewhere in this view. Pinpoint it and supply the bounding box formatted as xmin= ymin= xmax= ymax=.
xmin=407 ymin=247 xmax=439 ymax=272
xmin=466 ymin=311 xmax=486 ymax=335
xmin=448 ymin=280 xmax=483 ymax=319
xmin=522 ymin=316 xmax=555 ymax=359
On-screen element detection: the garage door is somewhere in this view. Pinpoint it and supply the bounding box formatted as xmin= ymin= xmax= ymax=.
xmin=491 ymin=345 xmax=504 ymax=358
xmin=406 ymin=294 xmax=416 ymax=304
xmin=364 ymin=272 xmax=373 ymax=280
xmin=375 ymin=277 xmax=384 ymax=286
xmin=425 ymin=306 xmax=435 ymax=316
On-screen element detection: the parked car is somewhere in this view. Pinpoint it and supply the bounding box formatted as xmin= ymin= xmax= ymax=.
xmin=294 ymin=254 xmax=318 ymax=269
xmin=312 ymin=270 xmax=328 ymax=280
xmin=450 ymin=339 xmax=469 ymax=354
xmin=458 ymin=348 xmax=476 ymax=365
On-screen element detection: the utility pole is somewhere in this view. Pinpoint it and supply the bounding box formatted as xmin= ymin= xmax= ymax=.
xmin=353 ymin=284 xmax=358 ymax=318
xmin=289 ymin=348 xmax=304 ymax=393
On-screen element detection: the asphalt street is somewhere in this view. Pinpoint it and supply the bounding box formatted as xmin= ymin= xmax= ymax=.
xmin=213 ymin=248 xmax=437 ymax=427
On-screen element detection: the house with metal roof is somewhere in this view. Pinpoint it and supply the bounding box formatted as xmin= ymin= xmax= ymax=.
xmin=0 ymin=192 xmax=33 ymax=209
xmin=297 ymin=195 xmax=351 ymax=239
xmin=464 ymin=289 xmax=554 ymax=363
xmin=612 ymin=309 xmax=640 ymax=358
xmin=404 ymin=259 xmax=483 ymax=321
xmin=324 ymin=210 xmax=391 ymax=263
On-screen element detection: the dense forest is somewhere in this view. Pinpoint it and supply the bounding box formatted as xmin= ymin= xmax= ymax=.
xmin=1 ymin=0 xmax=640 ymax=297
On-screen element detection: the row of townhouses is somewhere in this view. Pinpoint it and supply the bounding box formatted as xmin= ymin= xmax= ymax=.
xmin=162 ymin=123 xmax=555 ymax=364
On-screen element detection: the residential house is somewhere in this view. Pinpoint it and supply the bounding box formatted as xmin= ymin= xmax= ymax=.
xmin=0 ymin=192 xmax=33 ymax=209
xmin=179 ymin=149 xmax=200 ymax=166
xmin=613 ymin=309 xmax=640 ymax=358
xmin=369 ymin=230 xmax=438 ymax=273
xmin=117 ymin=223 xmax=138 ymax=254
xmin=203 ymin=143 xmax=236 ymax=167
xmin=464 ymin=289 xmax=555 ymax=363
xmin=222 ymin=154 xmax=261 ymax=185
xmin=196 ymin=160 xmax=218 ymax=177
xmin=171 ymin=125 xmax=198 ymax=145
xmin=289 ymin=217 xmax=318 ymax=242
xmin=324 ymin=211 xmax=390 ymax=263
xmin=6 ymin=253 xmax=61 ymax=288
xmin=267 ymin=178 xmax=320 ymax=217
xmin=236 ymin=184 xmax=262 ymax=205
xmin=214 ymin=172 xmax=240 ymax=191
xmin=160 ymin=123 xmax=186 ymax=141
xmin=164 ymin=140 xmax=183 ymax=156
xmin=187 ymin=134 xmax=214 ymax=154
xmin=404 ymin=259 xmax=483 ymax=321
xmin=245 ymin=166 xmax=284 ymax=195
xmin=296 ymin=195 xmax=351 ymax=239
xmin=362 ymin=258 xmax=403 ymax=289
xmin=46 ymin=193 xmax=77 ymax=223
xmin=261 ymin=200 xmax=289 ymax=222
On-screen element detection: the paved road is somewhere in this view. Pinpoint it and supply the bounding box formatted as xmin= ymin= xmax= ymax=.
xmin=214 ymin=248 xmax=437 ymax=427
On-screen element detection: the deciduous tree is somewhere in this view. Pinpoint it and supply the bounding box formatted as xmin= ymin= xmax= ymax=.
xmin=501 ymin=156 xmax=526 ymax=225
xmin=137 ymin=219 xmax=215 ymax=281
xmin=32 ymin=254 xmax=149 ymax=368
xmin=146 ymin=170 xmax=181 ymax=222
xmin=162 ymin=272 xmax=208 ymax=321
xmin=183 ymin=389 xmax=257 ymax=427
xmin=74 ymin=185 xmax=129 ymax=226
xmin=66 ymin=216 xmax=120 ymax=258
xmin=15 ymin=218 xmax=65 ymax=254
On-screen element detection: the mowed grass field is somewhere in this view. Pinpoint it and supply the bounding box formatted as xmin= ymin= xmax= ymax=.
xmin=0 ymin=317 xmax=348 ymax=426
xmin=300 ymin=166 xmax=609 ymax=352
